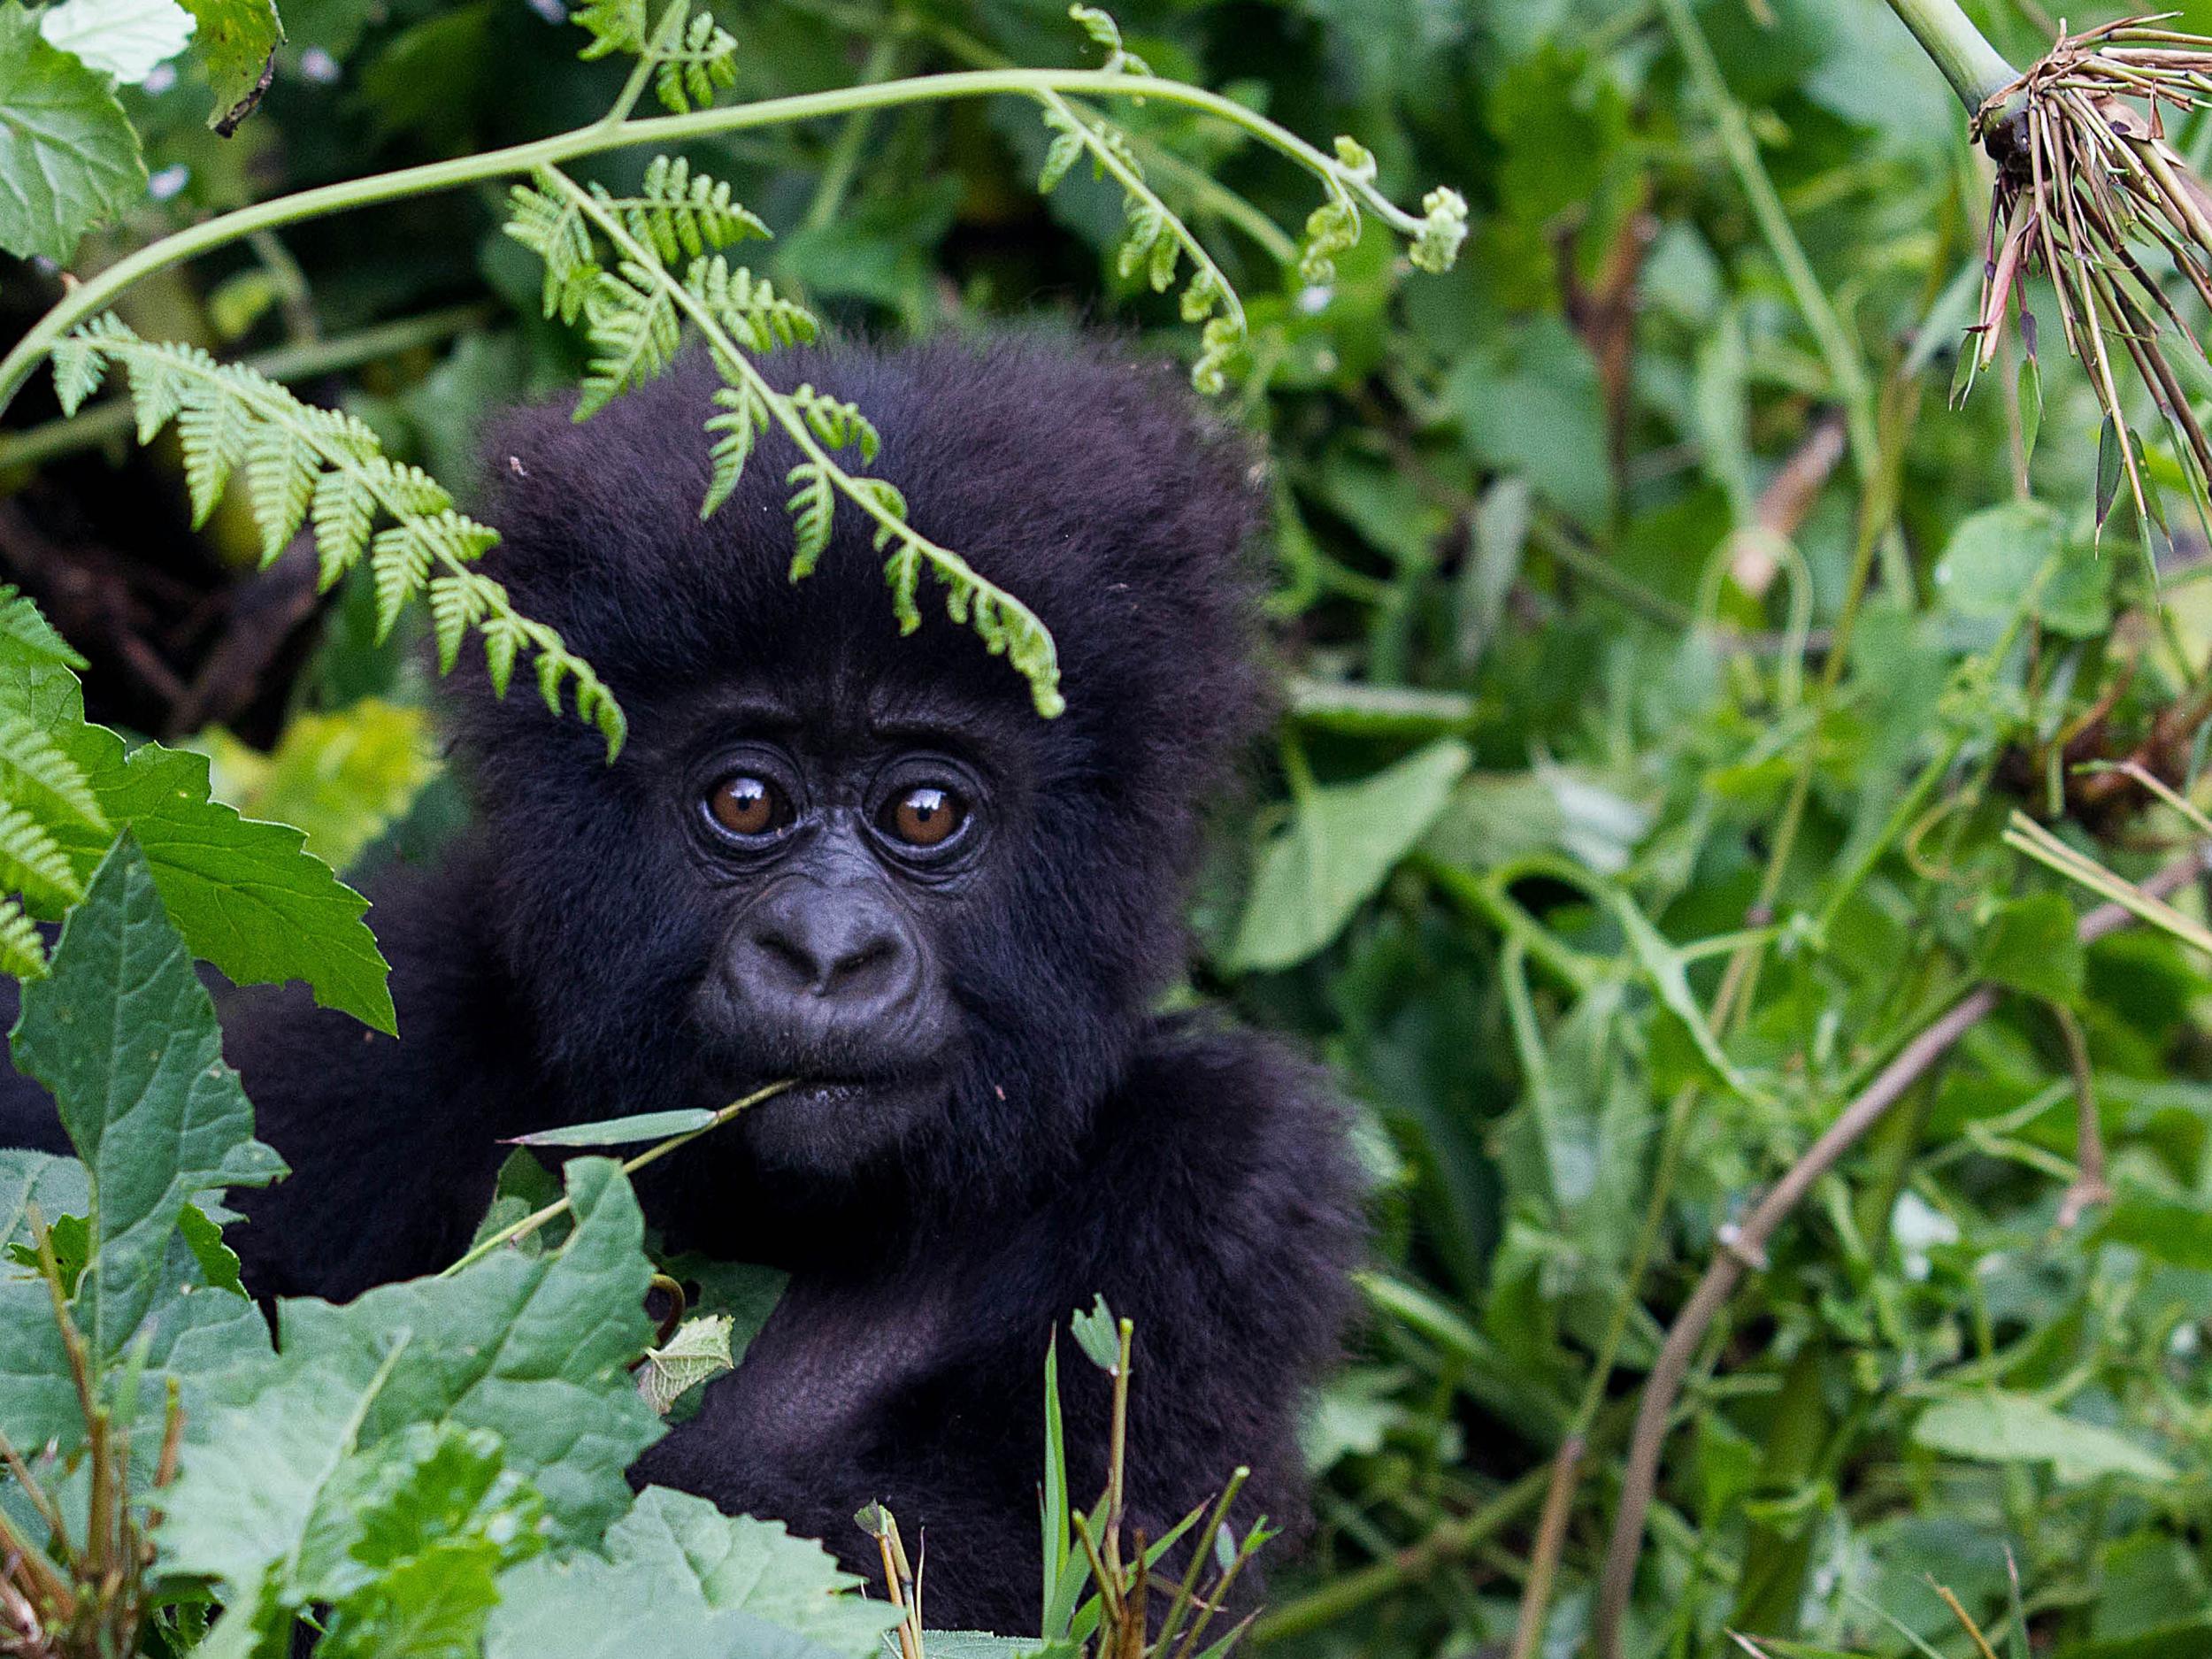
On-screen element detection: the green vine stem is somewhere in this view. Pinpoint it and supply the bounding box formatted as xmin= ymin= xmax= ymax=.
xmin=0 ymin=67 xmax=1451 ymax=419
xmin=1883 ymin=0 xmax=2022 ymax=113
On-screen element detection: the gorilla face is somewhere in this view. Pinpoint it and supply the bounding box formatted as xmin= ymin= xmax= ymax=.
xmin=459 ymin=338 xmax=1271 ymax=1204
xmin=657 ymin=681 xmax=1027 ymax=1173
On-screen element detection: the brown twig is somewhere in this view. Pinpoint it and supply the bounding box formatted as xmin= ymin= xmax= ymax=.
xmin=2052 ymin=1001 xmax=2110 ymax=1228
xmin=1590 ymin=842 xmax=2210 ymax=1658
xmin=1506 ymin=1434 xmax=1585 ymax=1659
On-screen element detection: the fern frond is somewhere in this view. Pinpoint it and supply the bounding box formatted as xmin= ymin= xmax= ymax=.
xmin=0 ymin=898 xmax=44 ymax=981
xmin=50 ymin=333 xmax=104 ymax=414
xmin=651 ymin=10 xmax=737 ymax=114
xmin=57 ymin=317 xmax=626 ymax=757
xmin=311 ymin=467 xmax=377 ymax=588
xmin=684 ymin=258 xmax=817 ymax=353
xmin=571 ymin=0 xmax=647 ymax=58
xmin=701 ymin=380 xmax=768 ymax=519
xmin=0 ymin=713 xmax=107 ymax=829
xmin=788 ymin=383 xmax=879 ymax=463
xmin=520 ymin=162 xmax=1067 ymax=718
xmin=177 ymin=382 xmax=253 ymax=527
xmin=504 ymin=181 xmax=603 ymax=323
xmin=578 ymin=264 xmax=685 ymax=419
xmin=611 ymin=157 xmax=769 ymax=261
xmin=246 ymin=420 xmax=319 ymax=561
xmin=785 ymin=461 xmax=834 ymax=580
xmin=0 ymin=806 xmax=81 ymax=910
xmin=1032 ymin=91 xmax=1246 ymax=394
xmin=1067 ymin=4 xmax=1151 ymax=77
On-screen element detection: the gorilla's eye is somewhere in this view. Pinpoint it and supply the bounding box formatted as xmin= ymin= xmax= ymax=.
xmin=884 ymin=785 xmax=965 ymax=849
xmin=707 ymin=774 xmax=791 ymax=838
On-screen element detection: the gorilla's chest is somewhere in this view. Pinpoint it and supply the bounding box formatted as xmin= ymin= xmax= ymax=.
xmin=709 ymin=1274 xmax=958 ymax=1459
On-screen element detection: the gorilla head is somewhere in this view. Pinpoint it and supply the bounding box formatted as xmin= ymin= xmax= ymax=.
xmin=454 ymin=335 xmax=1268 ymax=1194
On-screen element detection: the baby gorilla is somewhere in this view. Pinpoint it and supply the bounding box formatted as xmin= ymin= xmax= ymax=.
xmin=0 ymin=334 xmax=1361 ymax=1632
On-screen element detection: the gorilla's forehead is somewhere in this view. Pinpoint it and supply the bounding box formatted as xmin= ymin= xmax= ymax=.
xmin=646 ymin=668 xmax=1033 ymax=772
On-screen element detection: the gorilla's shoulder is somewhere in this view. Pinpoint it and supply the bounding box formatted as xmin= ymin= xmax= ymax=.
xmin=1093 ymin=1014 xmax=1367 ymax=1284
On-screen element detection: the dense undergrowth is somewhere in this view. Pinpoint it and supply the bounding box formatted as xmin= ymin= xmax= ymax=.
xmin=8 ymin=0 xmax=2212 ymax=1655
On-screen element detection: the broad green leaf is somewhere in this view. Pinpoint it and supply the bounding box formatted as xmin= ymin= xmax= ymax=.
xmin=176 ymin=0 xmax=281 ymax=130
xmin=269 ymin=1158 xmax=661 ymax=1545
xmin=0 ymin=657 xmax=393 ymax=1029
xmin=636 ymin=1313 xmax=733 ymax=1416
xmin=0 ymin=2 xmax=147 ymax=262
xmin=1932 ymin=499 xmax=2062 ymax=621
xmin=2098 ymin=1194 xmax=2212 ymax=1271
xmin=917 ymin=1636 xmax=1053 ymax=1658
xmin=165 ymin=1413 xmax=543 ymax=1658
xmin=488 ymin=1486 xmax=897 ymax=1659
xmin=11 ymin=837 xmax=285 ymax=1360
xmin=2051 ymin=1625 xmax=2212 ymax=1659
xmin=0 ymin=1147 xmax=88 ymax=1250
xmin=1913 ymin=1392 xmax=2176 ymax=1484
xmin=159 ymin=1347 xmax=411 ymax=1598
xmin=1975 ymin=893 xmax=2085 ymax=1003
xmin=39 ymin=0 xmax=196 ymax=81
xmin=77 ymin=738 xmax=393 ymax=1032
xmin=1231 ymin=739 xmax=1471 ymax=972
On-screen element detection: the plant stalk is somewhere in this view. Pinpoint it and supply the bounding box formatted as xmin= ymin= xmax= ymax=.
xmin=1883 ymin=0 xmax=2022 ymax=112
xmin=0 ymin=68 xmax=1427 ymax=419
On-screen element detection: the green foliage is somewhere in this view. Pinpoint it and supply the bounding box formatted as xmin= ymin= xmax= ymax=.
xmin=0 ymin=3 xmax=146 ymax=262
xmin=504 ymin=160 xmax=1071 ymax=716
xmin=50 ymin=318 xmax=626 ymax=760
xmin=24 ymin=0 xmax=2212 ymax=1653
xmin=11 ymin=838 xmax=285 ymax=1360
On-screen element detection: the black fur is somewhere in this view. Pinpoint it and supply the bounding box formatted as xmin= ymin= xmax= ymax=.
xmin=0 ymin=334 xmax=1363 ymax=1633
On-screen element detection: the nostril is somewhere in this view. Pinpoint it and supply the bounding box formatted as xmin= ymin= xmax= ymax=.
xmin=748 ymin=924 xmax=826 ymax=989
xmin=824 ymin=935 xmax=896 ymax=992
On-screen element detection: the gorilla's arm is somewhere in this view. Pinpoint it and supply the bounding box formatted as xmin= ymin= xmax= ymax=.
xmin=0 ymin=849 xmax=526 ymax=1302
xmin=633 ymin=1022 xmax=1363 ymax=1636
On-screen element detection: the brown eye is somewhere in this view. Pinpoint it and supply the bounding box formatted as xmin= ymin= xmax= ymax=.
xmin=885 ymin=785 xmax=964 ymax=849
xmin=708 ymin=774 xmax=789 ymax=837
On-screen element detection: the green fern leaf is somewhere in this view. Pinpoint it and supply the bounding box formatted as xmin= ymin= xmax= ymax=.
xmin=426 ymin=572 xmax=485 ymax=673
xmin=0 ymin=712 xmax=107 ymax=829
xmin=701 ymin=382 xmax=767 ymax=518
xmin=684 ymin=259 xmax=816 ymax=353
xmin=652 ymin=11 xmax=736 ymax=113
xmin=480 ymin=611 xmax=524 ymax=698
xmin=177 ymin=384 xmax=254 ymax=528
xmin=785 ymin=461 xmax=834 ymax=580
xmin=504 ymin=182 xmax=601 ymax=323
xmin=1039 ymin=111 xmax=1085 ymax=194
xmin=790 ymin=384 xmax=879 ymax=462
xmin=50 ymin=334 xmax=104 ymax=415
xmin=624 ymin=157 xmax=767 ymax=260
xmin=0 ymin=898 xmax=44 ymax=981
xmin=572 ymin=0 xmax=646 ymax=57
xmin=577 ymin=265 xmax=683 ymax=419
xmin=311 ymin=467 xmax=376 ymax=589
xmin=0 ymin=805 xmax=81 ymax=910
xmin=245 ymin=421 xmax=319 ymax=563
xmin=369 ymin=525 xmax=434 ymax=641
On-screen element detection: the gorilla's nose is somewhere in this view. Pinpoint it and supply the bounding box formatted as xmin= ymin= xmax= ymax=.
xmin=728 ymin=879 xmax=923 ymax=1030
